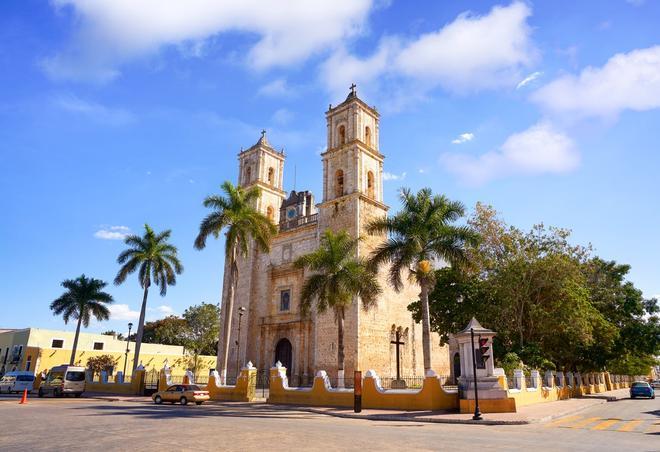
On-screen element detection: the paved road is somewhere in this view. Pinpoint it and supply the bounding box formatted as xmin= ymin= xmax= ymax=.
xmin=0 ymin=396 xmax=657 ymax=451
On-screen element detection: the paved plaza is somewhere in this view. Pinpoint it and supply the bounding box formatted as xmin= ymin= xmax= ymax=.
xmin=0 ymin=393 xmax=657 ymax=451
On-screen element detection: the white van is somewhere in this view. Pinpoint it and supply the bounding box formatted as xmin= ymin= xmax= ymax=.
xmin=0 ymin=371 xmax=35 ymax=393
xmin=38 ymin=365 xmax=86 ymax=398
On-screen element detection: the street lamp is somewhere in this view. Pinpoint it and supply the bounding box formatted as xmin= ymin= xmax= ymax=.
xmin=235 ymin=306 xmax=246 ymax=379
xmin=123 ymin=322 xmax=133 ymax=377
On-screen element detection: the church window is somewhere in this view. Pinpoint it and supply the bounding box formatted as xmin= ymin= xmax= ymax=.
xmin=266 ymin=206 xmax=274 ymax=222
xmin=335 ymin=170 xmax=344 ymax=197
xmin=245 ymin=166 xmax=252 ymax=184
xmin=338 ymin=125 xmax=346 ymax=146
xmin=365 ymin=126 xmax=371 ymax=147
xmin=367 ymin=171 xmax=374 ymax=198
xmin=280 ymin=290 xmax=291 ymax=312
xmin=268 ymin=167 xmax=274 ymax=185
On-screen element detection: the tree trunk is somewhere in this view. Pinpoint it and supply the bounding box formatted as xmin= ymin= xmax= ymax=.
xmin=132 ymin=285 xmax=150 ymax=372
xmin=420 ymin=282 xmax=432 ymax=373
xmin=69 ymin=314 xmax=83 ymax=365
xmin=337 ymin=307 xmax=345 ymax=388
xmin=217 ymin=244 xmax=238 ymax=384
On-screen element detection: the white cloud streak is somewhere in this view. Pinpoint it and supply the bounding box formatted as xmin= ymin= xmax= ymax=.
xmin=532 ymin=45 xmax=660 ymax=119
xmin=452 ymin=133 xmax=475 ymax=144
xmin=516 ymin=71 xmax=542 ymax=89
xmin=94 ymin=225 xmax=130 ymax=240
xmin=53 ymin=93 xmax=135 ymax=125
xmin=108 ymin=304 xmax=139 ymax=321
xmin=442 ymin=122 xmax=579 ymax=185
xmin=382 ymin=171 xmax=407 ymax=181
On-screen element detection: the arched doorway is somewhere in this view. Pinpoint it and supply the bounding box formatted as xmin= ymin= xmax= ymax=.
xmin=453 ymin=352 xmax=461 ymax=384
xmin=275 ymin=338 xmax=293 ymax=378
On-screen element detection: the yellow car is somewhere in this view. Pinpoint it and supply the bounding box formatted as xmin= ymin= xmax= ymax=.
xmin=152 ymin=384 xmax=210 ymax=405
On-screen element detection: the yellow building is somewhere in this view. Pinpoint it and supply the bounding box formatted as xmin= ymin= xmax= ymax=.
xmin=0 ymin=328 xmax=215 ymax=377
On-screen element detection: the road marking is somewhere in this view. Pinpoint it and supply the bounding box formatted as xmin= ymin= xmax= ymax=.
xmin=617 ymin=420 xmax=643 ymax=432
xmin=564 ymin=417 xmax=601 ymax=429
xmin=591 ymin=418 xmax=620 ymax=430
xmin=546 ymin=415 xmax=582 ymax=427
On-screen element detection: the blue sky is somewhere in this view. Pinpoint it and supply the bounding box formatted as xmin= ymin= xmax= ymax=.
xmin=1 ymin=0 xmax=659 ymax=336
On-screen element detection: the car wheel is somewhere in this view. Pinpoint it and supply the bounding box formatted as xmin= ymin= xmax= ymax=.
xmin=195 ymin=402 xmax=203 ymax=405
xmin=74 ymin=393 xmax=82 ymax=398
xmin=38 ymin=388 xmax=44 ymax=398
xmin=154 ymin=395 xmax=163 ymax=404
xmin=180 ymin=396 xmax=188 ymax=406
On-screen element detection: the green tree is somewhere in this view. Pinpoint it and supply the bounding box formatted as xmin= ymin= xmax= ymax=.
xmin=368 ymin=188 xmax=478 ymax=372
xmin=101 ymin=330 xmax=124 ymax=340
xmin=295 ymin=230 xmax=381 ymax=384
xmin=141 ymin=316 xmax=188 ymax=346
xmin=181 ymin=303 xmax=221 ymax=373
xmin=194 ymin=181 xmax=277 ymax=380
xmin=50 ymin=275 xmax=114 ymax=365
xmin=114 ymin=224 xmax=183 ymax=371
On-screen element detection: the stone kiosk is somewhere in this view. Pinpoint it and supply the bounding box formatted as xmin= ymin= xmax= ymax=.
xmin=456 ymin=318 xmax=515 ymax=413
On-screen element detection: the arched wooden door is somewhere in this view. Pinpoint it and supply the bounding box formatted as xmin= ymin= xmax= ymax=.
xmin=275 ymin=338 xmax=293 ymax=378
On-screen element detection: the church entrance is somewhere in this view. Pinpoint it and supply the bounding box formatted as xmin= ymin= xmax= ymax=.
xmin=275 ymin=338 xmax=293 ymax=378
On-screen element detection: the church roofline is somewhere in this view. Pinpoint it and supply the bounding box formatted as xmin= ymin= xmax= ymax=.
xmin=238 ymin=130 xmax=286 ymax=158
xmin=326 ymin=85 xmax=379 ymax=117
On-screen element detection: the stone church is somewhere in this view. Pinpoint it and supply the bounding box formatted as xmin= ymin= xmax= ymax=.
xmin=222 ymin=87 xmax=449 ymax=381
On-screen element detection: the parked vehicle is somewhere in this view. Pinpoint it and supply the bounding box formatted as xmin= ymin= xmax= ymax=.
xmin=630 ymin=381 xmax=655 ymax=399
xmin=0 ymin=372 xmax=35 ymax=393
xmin=38 ymin=365 xmax=86 ymax=398
xmin=650 ymin=380 xmax=660 ymax=389
xmin=152 ymin=384 xmax=209 ymax=405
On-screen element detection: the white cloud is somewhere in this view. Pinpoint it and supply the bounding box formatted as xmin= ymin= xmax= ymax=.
xmin=532 ymin=45 xmax=660 ymax=119
xmin=321 ymin=1 xmax=536 ymax=98
xmin=53 ymin=93 xmax=135 ymax=125
xmin=258 ymin=78 xmax=294 ymax=98
xmin=94 ymin=225 xmax=130 ymax=240
xmin=382 ymin=171 xmax=407 ymax=181
xmin=442 ymin=122 xmax=579 ymax=185
xmin=108 ymin=304 xmax=139 ymax=321
xmin=516 ymin=71 xmax=542 ymax=89
xmin=626 ymin=0 xmax=645 ymax=6
xmin=452 ymin=133 xmax=475 ymax=144
xmin=148 ymin=305 xmax=175 ymax=319
xmin=43 ymin=0 xmax=373 ymax=82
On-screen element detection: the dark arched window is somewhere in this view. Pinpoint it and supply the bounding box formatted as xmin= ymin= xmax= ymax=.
xmin=367 ymin=171 xmax=374 ymax=198
xmin=268 ymin=167 xmax=274 ymax=185
xmin=335 ymin=169 xmax=344 ymax=197
xmin=244 ymin=166 xmax=251 ymax=184
xmin=365 ymin=126 xmax=371 ymax=146
xmin=338 ymin=125 xmax=346 ymax=146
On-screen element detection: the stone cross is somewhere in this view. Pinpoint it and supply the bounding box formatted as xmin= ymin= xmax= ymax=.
xmin=349 ymin=83 xmax=356 ymax=95
xmin=261 ymin=129 xmax=266 ymax=137
xmin=390 ymin=330 xmax=405 ymax=380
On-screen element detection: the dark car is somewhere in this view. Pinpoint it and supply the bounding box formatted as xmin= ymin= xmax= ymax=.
xmin=630 ymin=381 xmax=655 ymax=399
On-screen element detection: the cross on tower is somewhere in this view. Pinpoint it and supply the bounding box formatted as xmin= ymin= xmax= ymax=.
xmin=349 ymin=83 xmax=357 ymax=95
xmin=261 ymin=129 xmax=267 ymax=137
xmin=390 ymin=330 xmax=405 ymax=381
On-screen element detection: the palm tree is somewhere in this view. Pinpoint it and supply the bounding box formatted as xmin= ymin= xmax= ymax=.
xmin=367 ymin=188 xmax=479 ymax=373
xmin=194 ymin=181 xmax=277 ymax=382
xmin=114 ymin=224 xmax=183 ymax=371
xmin=295 ymin=229 xmax=381 ymax=386
xmin=50 ymin=275 xmax=114 ymax=365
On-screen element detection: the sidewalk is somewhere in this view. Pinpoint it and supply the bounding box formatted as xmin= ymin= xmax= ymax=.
xmin=277 ymin=389 xmax=631 ymax=425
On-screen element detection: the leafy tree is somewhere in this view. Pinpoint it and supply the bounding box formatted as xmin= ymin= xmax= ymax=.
xmin=142 ymin=316 xmax=188 ymax=346
xmin=87 ymin=354 xmax=119 ymax=376
xmin=50 ymin=275 xmax=114 ymax=365
xmin=368 ymin=188 xmax=478 ymax=372
xmin=194 ymin=181 xmax=276 ymax=380
xmin=181 ymin=303 xmax=220 ymax=373
xmin=295 ymin=230 xmax=381 ymax=382
xmin=114 ymin=224 xmax=183 ymax=371
xmin=101 ymin=330 xmax=125 ymax=340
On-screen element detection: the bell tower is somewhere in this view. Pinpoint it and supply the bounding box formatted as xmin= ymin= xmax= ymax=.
xmin=318 ymin=85 xmax=387 ymax=245
xmin=237 ymin=130 xmax=286 ymax=224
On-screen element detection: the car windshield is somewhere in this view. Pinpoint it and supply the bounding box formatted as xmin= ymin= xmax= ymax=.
xmin=185 ymin=385 xmax=201 ymax=391
xmin=65 ymin=371 xmax=85 ymax=381
xmin=631 ymin=382 xmax=649 ymax=388
xmin=17 ymin=375 xmax=34 ymax=382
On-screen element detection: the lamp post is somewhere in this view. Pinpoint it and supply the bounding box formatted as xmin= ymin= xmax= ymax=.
xmin=235 ymin=307 xmax=246 ymax=379
xmin=123 ymin=322 xmax=133 ymax=377
xmin=470 ymin=327 xmax=482 ymax=420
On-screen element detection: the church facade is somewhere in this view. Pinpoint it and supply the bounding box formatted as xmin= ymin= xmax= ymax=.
xmin=221 ymin=89 xmax=449 ymax=381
